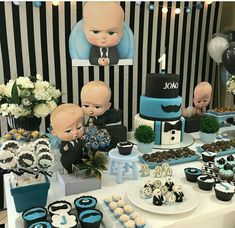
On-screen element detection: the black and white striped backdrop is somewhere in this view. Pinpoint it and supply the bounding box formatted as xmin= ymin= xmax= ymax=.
xmin=0 ymin=1 xmax=223 ymax=134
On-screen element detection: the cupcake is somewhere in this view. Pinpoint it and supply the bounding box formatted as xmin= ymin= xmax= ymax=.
xmin=74 ymin=196 xmax=97 ymax=215
xmin=214 ymin=182 xmax=235 ymax=201
xmin=214 ymin=158 xmax=226 ymax=172
xmin=22 ymin=206 xmax=47 ymax=227
xmin=135 ymin=217 xmax=146 ymax=228
xmin=165 ymin=192 xmax=176 ymax=205
xmin=113 ymin=207 xmax=124 ymax=218
xmin=201 ymin=151 xmax=216 ymax=162
xmin=109 ymin=202 xmax=118 ymax=211
xmin=48 ymin=200 xmax=72 ymax=216
xmin=184 ymin=167 xmax=202 ymax=182
xmin=117 ymin=141 xmax=133 ymax=155
xmin=219 ymin=163 xmax=234 ymax=181
xmin=124 ymin=220 xmax=135 ymax=228
xmin=197 ymin=175 xmax=215 ymax=191
xmin=226 ymin=155 xmax=235 ymax=168
xmin=52 ymin=213 xmax=77 ymax=228
xmin=79 ymin=209 xmax=103 ymax=228
xmin=28 ymin=221 xmax=52 ymax=228
xmin=123 ymin=205 xmax=133 ymax=214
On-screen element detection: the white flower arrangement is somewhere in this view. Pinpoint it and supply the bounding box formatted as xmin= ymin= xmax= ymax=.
xmin=0 ymin=74 xmax=62 ymax=118
xmin=226 ymin=75 xmax=235 ymax=95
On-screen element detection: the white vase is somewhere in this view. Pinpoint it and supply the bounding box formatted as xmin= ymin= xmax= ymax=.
xmin=137 ymin=142 xmax=154 ymax=153
xmin=199 ymin=131 xmax=217 ymax=144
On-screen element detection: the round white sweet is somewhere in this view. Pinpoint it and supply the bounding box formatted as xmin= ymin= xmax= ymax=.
xmin=33 ymin=138 xmax=50 ymax=151
xmin=124 ymin=219 xmax=135 ymax=228
xmin=36 ymin=145 xmax=50 ymax=155
xmin=2 ymin=140 xmax=20 ymax=154
xmin=109 ymin=201 xmax=118 ymax=211
xmin=135 ymin=217 xmax=146 ymax=227
xmin=112 ymin=194 xmax=121 ymax=202
xmin=113 ymin=207 xmax=124 ymax=217
xmin=37 ymin=152 xmax=54 ymax=169
xmin=123 ymin=205 xmax=133 ymax=214
xmin=119 ymin=214 xmax=130 ymax=223
xmin=104 ymin=196 xmax=113 ymax=205
xmin=17 ymin=151 xmax=37 ymax=168
xmin=129 ymin=212 xmax=140 ymax=220
xmin=117 ymin=200 xmax=125 ymax=208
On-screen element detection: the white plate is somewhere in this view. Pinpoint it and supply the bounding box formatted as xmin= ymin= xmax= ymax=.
xmin=127 ymin=182 xmax=199 ymax=215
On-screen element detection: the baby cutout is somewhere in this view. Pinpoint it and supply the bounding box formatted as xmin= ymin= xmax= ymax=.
xmin=183 ymin=82 xmax=212 ymax=118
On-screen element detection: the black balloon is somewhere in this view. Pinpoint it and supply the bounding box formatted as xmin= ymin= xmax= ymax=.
xmin=222 ymin=42 xmax=235 ymax=75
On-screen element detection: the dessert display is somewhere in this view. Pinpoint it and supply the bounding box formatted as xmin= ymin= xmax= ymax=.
xmin=184 ymin=168 xmax=202 ymax=182
xmin=74 ymin=196 xmax=97 ymax=215
xmin=214 ymin=182 xmax=235 ymax=201
xmin=134 ymin=73 xmax=185 ymax=145
xmin=197 ymin=175 xmax=215 ymax=191
xmin=79 ymin=209 xmax=103 ymax=228
xmin=117 ymin=141 xmax=133 ymax=155
xmin=22 ymin=206 xmax=47 ymax=227
xmin=103 ymin=194 xmax=146 ymax=227
xmin=140 ymin=147 xmax=199 ymax=168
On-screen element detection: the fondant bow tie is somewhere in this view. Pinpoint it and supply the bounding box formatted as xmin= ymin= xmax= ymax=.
xmin=164 ymin=121 xmax=182 ymax=132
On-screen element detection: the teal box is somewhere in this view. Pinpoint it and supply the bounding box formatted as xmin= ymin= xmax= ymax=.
xmin=10 ymin=178 xmax=50 ymax=213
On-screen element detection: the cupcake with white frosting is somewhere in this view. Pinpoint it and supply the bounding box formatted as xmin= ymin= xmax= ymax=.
xmin=214 ymin=182 xmax=235 ymax=201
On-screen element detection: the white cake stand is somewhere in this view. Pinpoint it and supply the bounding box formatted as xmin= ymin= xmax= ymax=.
xmin=127 ymin=131 xmax=195 ymax=150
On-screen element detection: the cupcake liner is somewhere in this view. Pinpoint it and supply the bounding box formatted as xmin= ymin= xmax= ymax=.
xmin=214 ymin=188 xmax=235 ymax=201
xmin=22 ymin=206 xmax=47 ymax=228
xmin=79 ymin=209 xmax=103 ymax=228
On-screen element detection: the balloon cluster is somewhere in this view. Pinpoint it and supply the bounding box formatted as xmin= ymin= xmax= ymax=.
xmin=208 ymin=30 xmax=235 ymax=75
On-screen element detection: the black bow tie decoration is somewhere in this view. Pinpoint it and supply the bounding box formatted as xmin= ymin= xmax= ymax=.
xmin=164 ymin=121 xmax=182 ymax=132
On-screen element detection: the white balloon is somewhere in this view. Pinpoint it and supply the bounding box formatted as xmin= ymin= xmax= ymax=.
xmin=13 ymin=1 xmax=20 ymax=5
xmin=208 ymin=36 xmax=228 ymax=63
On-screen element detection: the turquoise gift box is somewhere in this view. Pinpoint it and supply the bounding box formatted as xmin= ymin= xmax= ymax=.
xmin=10 ymin=177 xmax=50 ymax=213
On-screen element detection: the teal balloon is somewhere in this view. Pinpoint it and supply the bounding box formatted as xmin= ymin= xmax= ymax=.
xmin=33 ymin=1 xmax=41 ymax=7
xmin=149 ymin=4 xmax=154 ymax=11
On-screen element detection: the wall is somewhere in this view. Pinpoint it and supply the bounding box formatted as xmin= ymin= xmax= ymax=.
xmin=0 ymin=1 xmax=223 ymax=134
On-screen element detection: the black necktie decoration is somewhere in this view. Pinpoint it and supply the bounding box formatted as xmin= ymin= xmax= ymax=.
xmin=164 ymin=121 xmax=182 ymax=132
xmin=101 ymin=48 xmax=107 ymax=58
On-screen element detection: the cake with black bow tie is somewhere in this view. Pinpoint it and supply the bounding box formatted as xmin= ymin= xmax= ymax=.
xmin=134 ymin=73 xmax=185 ymax=145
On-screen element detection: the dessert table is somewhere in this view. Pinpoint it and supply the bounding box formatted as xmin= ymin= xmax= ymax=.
xmin=4 ymin=126 xmax=235 ymax=228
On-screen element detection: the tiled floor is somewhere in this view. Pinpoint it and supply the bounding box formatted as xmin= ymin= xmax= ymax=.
xmin=0 ymin=209 xmax=7 ymax=226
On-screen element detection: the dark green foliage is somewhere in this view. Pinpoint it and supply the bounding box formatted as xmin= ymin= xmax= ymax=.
xmin=11 ymin=81 xmax=20 ymax=105
xmin=199 ymin=115 xmax=220 ymax=133
xmin=82 ymin=151 xmax=108 ymax=179
xmin=134 ymin=125 xmax=155 ymax=144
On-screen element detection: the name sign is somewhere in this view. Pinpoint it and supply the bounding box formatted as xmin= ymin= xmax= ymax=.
xmin=163 ymin=81 xmax=179 ymax=90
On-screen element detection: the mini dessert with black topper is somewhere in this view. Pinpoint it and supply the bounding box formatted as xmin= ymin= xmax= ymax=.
xmin=214 ymin=182 xmax=235 ymax=201
xmin=153 ymin=189 xmax=164 ymax=206
xmin=201 ymin=151 xmax=216 ymax=162
xmin=197 ymin=175 xmax=215 ymax=191
xmin=214 ymin=158 xmax=226 ymax=172
xmin=184 ymin=167 xmax=202 ymax=182
xmin=48 ymin=201 xmax=72 ymax=217
xmin=117 ymin=141 xmax=133 ymax=155
xmin=172 ymin=185 xmax=184 ymax=202
xmin=218 ymin=163 xmax=234 ymax=181
xmin=227 ymin=155 xmax=235 ymax=168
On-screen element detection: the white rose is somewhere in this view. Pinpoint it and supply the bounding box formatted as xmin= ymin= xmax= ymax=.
xmin=4 ymin=79 xmax=15 ymax=97
xmin=22 ymin=98 xmax=32 ymax=106
xmin=0 ymin=103 xmax=9 ymax=116
xmin=16 ymin=77 xmax=34 ymax=89
xmin=47 ymin=100 xmax=57 ymax=113
xmin=34 ymin=81 xmax=50 ymax=90
xmin=36 ymin=74 xmax=43 ymax=81
xmin=0 ymin=84 xmax=5 ymax=95
xmin=33 ymin=103 xmax=50 ymax=117
xmin=34 ymin=89 xmax=52 ymax=101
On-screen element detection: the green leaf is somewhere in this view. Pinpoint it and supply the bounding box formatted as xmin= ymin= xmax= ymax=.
xmin=11 ymin=81 xmax=20 ymax=105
